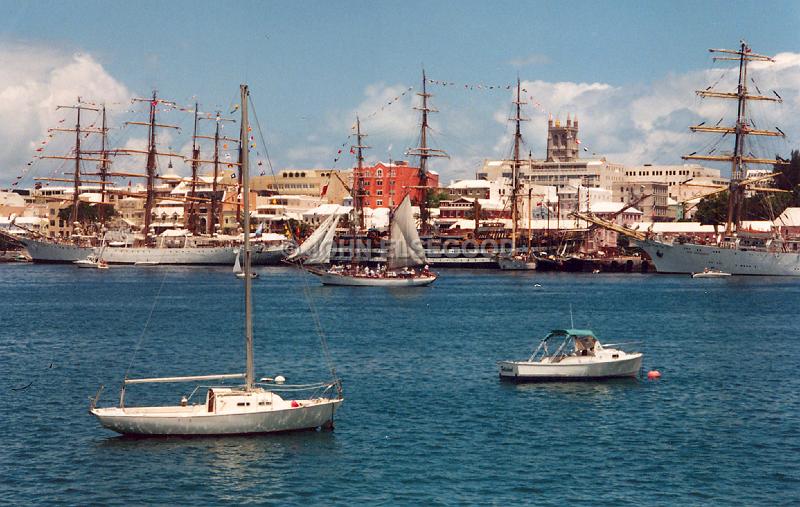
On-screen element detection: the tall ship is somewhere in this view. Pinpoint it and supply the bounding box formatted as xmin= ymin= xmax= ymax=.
xmin=591 ymin=42 xmax=800 ymax=275
xmin=8 ymin=94 xmax=288 ymax=265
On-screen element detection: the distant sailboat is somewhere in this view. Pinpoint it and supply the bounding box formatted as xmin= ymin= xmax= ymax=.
xmin=90 ymin=84 xmax=342 ymax=436
xmin=233 ymin=250 xmax=258 ymax=279
xmin=310 ymin=196 xmax=437 ymax=287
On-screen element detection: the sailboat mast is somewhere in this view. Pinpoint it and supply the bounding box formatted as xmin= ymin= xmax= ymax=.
xmin=510 ymin=78 xmax=527 ymax=253
xmin=98 ymin=105 xmax=109 ymax=228
xmin=70 ymin=99 xmax=83 ymax=227
xmin=189 ymin=101 xmax=200 ymax=234
xmin=354 ymin=116 xmax=366 ymax=232
xmin=726 ymin=41 xmax=750 ymax=234
xmin=143 ymin=91 xmax=158 ymax=238
xmin=408 ymin=69 xmax=448 ymax=235
xmin=210 ymin=116 xmax=221 ymax=235
xmin=240 ymin=84 xmax=255 ymax=391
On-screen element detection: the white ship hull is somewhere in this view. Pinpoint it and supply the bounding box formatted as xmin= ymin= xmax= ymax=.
xmin=499 ymin=353 xmax=642 ymax=381
xmin=19 ymin=237 xmax=93 ymax=263
xmin=91 ymin=398 xmax=341 ymax=436
xmin=21 ymin=237 xmax=286 ymax=265
xmin=638 ymin=239 xmax=800 ymax=276
xmin=317 ymin=272 xmax=437 ymax=286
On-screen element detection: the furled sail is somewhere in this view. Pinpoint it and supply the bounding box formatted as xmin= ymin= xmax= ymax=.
xmin=287 ymin=210 xmax=340 ymax=264
xmin=388 ymin=196 xmax=427 ymax=269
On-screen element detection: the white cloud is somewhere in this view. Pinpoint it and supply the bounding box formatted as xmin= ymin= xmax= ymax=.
xmin=0 ymin=43 xmax=130 ymax=184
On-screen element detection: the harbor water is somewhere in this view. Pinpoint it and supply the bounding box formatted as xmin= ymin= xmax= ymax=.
xmin=1 ymin=265 xmax=798 ymax=505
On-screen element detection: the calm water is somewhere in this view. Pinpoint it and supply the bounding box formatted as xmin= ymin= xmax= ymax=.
xmin=1 ymin=264 xmax=798 ymax=505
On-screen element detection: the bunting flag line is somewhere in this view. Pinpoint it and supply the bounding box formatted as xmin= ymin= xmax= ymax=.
xmin=424 ymin=78 xmax=549 ymax=114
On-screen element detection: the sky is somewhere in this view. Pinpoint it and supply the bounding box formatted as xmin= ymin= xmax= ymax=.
xmin=1 ymin=0 xmax=799 ymax=187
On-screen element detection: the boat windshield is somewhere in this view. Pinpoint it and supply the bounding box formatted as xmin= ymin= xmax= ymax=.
xmin=529 ymin=330 xmax=600 ymax=361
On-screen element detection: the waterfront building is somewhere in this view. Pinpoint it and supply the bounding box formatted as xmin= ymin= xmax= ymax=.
xmin=612 ymin=181 xmax=671 ymax=222
xmin=620 ymin=163 xmax=728 ymax=202
xmin=251 ymin=169 xmax=349 ymax=205
xmin=348 ymin=160 xmax=439 ymax=209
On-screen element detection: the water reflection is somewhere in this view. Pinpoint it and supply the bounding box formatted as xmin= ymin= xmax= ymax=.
xmin=501 ymin=377 xmax=641 ymax=399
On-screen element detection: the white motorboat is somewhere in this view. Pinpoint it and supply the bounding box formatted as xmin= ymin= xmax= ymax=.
xmin=499 ymin=329 xmax=643 ymax=381
xmin=90 ymin=84 xmax=342 ymax=436
xmin=497 ymin=254 xmax=537 ymax=271
xmin=74 ymin=255 xmax=102 ymax=268
xmin=691 ymin=268 xmax=732 ymax=278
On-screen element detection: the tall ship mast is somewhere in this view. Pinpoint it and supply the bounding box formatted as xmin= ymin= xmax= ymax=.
xmin=11 ymin=94 xmax=290 ymax=265
xmin=186 ymin=110 xmax=239 ymax=236
xmin=33 ymin=98 xmax=112 ymax=236
xmin=497 ymin=80 xmax=536 ymax=271
xmin=406 ymin=69 xmax=448 ymax=235
xmin=681 ymin=41 xmax=786 ymax=235
xmin=587 ymin=42 xmax=799 ymax=276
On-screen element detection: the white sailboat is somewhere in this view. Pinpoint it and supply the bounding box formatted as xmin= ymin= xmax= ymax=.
xmin=90 ymin=84 xmax=342 ymax=436
xmin=74 ymin=237 xmax=109 ymax=269
xmin=233 ymin=250 xmax=258 ymax=279
xmin=311 ymin=195 xmax=437 ymax=286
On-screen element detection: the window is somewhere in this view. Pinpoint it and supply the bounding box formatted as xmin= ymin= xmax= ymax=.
xmin=376 ymin=180 xmax=383 ymax=186
xmin=376 ymin=169 xmax=383 ymax=177
xmin=376 ymin=189 xmax=383 ymax=196
xmin=376 ymin=200 xmax=383 ymax=206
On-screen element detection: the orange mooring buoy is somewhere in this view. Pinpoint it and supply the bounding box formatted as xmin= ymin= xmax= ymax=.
xmin=647 ymin=370 xmax=661 ymax=380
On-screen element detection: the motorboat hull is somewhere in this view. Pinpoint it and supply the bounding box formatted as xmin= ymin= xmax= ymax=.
xmin=638 ymin=238 xmax=800 ymax=276
xmin=692 ymin=271 xmax=732 ymax=278
xmin=91 ymin=398 xmax=341 ymax=436
xmin=499 ymin=353 xmax=642 ymax=381
xmin=317 ymin=272 xmax=437 ymax=286
xmin=497 ymin=256 xmax=537 ymax=270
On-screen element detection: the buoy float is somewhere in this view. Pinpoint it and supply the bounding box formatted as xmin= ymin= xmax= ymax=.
xmin=647 ymin=370 xmax=661 ymax=380
xmin=291 ymin=400 xmax=301 ymax=408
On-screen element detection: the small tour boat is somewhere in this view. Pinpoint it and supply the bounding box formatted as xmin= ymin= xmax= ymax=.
xmin=498 ymin=329 xmax=643 ymax=381
xmin=691 ymin=268 xmax=732 ymax=278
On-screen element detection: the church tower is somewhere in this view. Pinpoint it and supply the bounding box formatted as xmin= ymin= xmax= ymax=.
xmin=546 ymin=114 xmax=580 ymax=162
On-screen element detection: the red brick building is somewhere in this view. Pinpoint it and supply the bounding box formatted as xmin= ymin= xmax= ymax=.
xmin=352 ymin=161 xmax=439 ymax=208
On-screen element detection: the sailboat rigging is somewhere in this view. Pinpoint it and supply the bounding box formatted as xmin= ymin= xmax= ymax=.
xmin=90 ymin=84 xmax=343 ymax=435
xmin=498 ymin=79 xmax=537 ymax=271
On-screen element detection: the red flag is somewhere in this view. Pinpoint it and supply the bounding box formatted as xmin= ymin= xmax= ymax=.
xmin=321 ymin=184 xmax=328 ymax=196
xmin=350 ymin=147 xmax=355 ymax=155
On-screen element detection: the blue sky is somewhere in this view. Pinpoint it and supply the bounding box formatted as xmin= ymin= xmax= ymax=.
xmin=2 ymin=1 xmax=799 ymax=185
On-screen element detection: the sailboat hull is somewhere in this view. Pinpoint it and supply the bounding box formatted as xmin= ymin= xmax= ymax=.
xmin=91 ymin=398 xmax=341 ymax=436
xmin=637 ymin=238 xmax=800 ymax=276
xmin=317 ymin=272 xmax=437 ymax=286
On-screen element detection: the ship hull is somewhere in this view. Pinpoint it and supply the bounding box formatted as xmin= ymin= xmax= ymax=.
xmin=637 ymin=239 xmax=800 ymax=276
xmin=19 ymin=237 xmax=93 ymax=263
xmin=91 ymin=399 xmax=341 ymax=436
xmin=499 ymin=354 xmax=642 ymax=381
xmin=316 ymin=272 xmax=437 ymax=286
xmin=20 ymin=237 xmax=286 ymax=265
